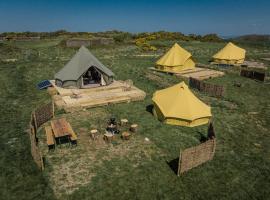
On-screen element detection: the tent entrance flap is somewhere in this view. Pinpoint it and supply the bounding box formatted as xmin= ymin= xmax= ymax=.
xmin=82 ymin=67 xmax=101 ymax=88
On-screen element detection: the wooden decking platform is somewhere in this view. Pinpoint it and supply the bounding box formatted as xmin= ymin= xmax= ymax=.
xmin=49 ymin=80 xmax=146 ymax=112
xmin=242 ymin=61 xmax=267 ymax=70
xmin=150 ymin=67 xmax=224 ymax=80
xmin=209 ymin=61 xmax=241 ymax=67
xmin=210 ymin=60 xmax=268 ymax=71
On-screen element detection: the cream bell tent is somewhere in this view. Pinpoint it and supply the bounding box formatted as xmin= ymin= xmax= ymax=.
xmin=55 ymin=46 xmax=114 ymax=88
xmin=212 ymin=42 xmax=246 ymax=65
xmin=152 ymin=82 xmax=211 ymax=127
xmin=156 ymin=43 xmax=195 ymax=72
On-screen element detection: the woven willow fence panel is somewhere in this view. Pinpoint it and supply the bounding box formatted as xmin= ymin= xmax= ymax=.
xmin=240 ymin=69 xmax=265 ymax=82
xmin=28 ymin=102 xmax=54 ymax=170
xmin=189 ymin=78 xmax=225 ymax=97
xmin=29 ymin=125 xmax=44 ymax=170
xmin=33 ymin=102 xmax=54 ymax=129
xmin=178 ymin=139 xmax=216 ymax=175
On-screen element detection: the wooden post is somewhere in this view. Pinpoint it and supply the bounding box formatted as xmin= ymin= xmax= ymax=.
xmin=130 ymin=124 xmax=138 ymax=133
xmin=207 ymin=122 xmax=215 ymax=140
xmin=177 ymin=150 xmax=182 ymax=176
xmin=32 ymin=112 xmax=38 ymax=134
xmin=40 ymin=152 xmax=45 ymax=171
xmin=52 ymin=101 xmax=55 ymax=118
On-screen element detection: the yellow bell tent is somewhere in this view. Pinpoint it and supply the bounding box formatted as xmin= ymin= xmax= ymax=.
xmin=156 ymin=43 xmax=195 ymax=72
xmin=212 ymin=42 xmax=246 ymax=65
xmin=152 ymin=82 xmax=211 ymax=127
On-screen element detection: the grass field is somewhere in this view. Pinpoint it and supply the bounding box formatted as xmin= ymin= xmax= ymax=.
xmin=0 ymin=40 xmax=270 ymax=200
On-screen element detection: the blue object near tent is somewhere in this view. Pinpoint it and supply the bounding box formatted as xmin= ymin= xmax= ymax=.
xmin=37 ymin=80 xmax=52 ymax=90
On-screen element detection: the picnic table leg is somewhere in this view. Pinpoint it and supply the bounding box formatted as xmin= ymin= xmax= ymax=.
xmin=59 ymin=138 xmax=62 ymax=148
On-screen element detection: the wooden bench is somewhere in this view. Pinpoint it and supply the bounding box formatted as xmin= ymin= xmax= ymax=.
xmin=45 ymin=126 xmax=55 ymax=150
xmin=67 ymin=123 xmax=78 ymax=145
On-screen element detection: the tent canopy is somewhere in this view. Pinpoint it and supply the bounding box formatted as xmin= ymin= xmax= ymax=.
xmin=54 ymin=46 xmax=114 ymax=88
xmin=212 ymin=42 xmax=246 ymax=64
xmin=155 ymin=43 xmax=195 ymax=72
xmin=152 ymin=82 xmax=211 ymax=127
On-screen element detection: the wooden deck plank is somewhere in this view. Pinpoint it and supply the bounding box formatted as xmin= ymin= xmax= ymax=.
xmin=51 ymin=118 xmax=70 ymax=138
xmin=49 ymin=79 xmax=146 ymax=112
xmin=45 ymin=126 xmax=55 ymax=146
xmin=49 ymin=80 xmax=131 ymax=97
xmin=149 ymin=67 xmax=224 ymax=80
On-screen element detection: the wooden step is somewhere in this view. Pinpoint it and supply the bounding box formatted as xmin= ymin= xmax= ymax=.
xmin=81 ymin=96 xmax=131 ymax=108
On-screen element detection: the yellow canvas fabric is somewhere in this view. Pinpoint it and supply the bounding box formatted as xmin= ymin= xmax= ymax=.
xmin=156 ymin=43 xmax=195 ymax=72
xmin=152 ymin=82 xmax=212 ymax=127
xmin=165 ymin=117 xmax=210 ymax=127
xmin=213 ymin=42 xmax=246 ymax=64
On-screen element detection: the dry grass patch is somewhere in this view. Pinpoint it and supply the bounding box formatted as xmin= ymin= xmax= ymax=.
xmin=39 ymin=109 xmax=161 ymax=199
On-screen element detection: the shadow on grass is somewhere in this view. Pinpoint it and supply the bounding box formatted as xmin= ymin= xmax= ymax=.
xmin=167 ymin=158 xmax=179 ymax=175
xmin=197 ymin=131 xmax=208 ymax=143
xmin=146 ymin=104 xmax=153 ymax=114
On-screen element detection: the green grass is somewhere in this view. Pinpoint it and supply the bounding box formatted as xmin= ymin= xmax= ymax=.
xmin=0 ymin=40 xmax=269 ymax=200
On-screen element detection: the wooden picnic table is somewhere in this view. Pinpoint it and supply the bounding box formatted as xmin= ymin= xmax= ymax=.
xmin=50 ymin=118 xmax=71 ymax=139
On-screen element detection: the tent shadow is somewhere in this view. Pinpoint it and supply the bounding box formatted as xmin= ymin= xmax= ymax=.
xmin=197 ymin=131 xmax=208 ymax=143
xmin=146 ymin=104 xmax=154 ymax=114
xmin=167 ymin=158 xmax=179 ymax=175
